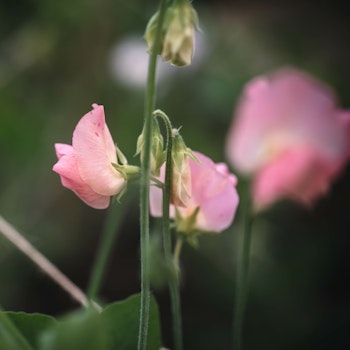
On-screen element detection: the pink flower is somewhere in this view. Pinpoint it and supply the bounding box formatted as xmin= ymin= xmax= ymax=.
xmin=226 ymin=68 xmax=350 ymax=209
xmin=53 ymin=104 xmax=126 ymax=209
xmin=150 ymin=151 xmax=239 ymax=233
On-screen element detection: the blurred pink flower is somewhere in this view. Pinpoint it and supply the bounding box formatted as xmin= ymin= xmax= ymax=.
xmin=226 ymin=68 xmax=350 ymax=209
xmin=53 ymin=104 xmax=126 ymax=209
xmin=150 ymin=151 xmax=239 ymax=233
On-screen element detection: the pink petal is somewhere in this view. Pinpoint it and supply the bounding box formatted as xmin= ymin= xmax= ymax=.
xmin=149 ymin=182 xmax=163 ymax=218
xmin=73 ymin=104 xmax=125 ymax=196
xmin=53 ymin=144 xmax=110 ymax=209
xmin=185 ymin=152 xmax=239 ymax=232
xmin=55 ymin=143 xmax=73 ymax=159
xmin=150 ymin=152 xmax=239 ymax=233
xmin=149 ymin=165 xmax=176 ymax=218
xmin=226 ymin=68 xmax=348 ymax=173
xmin=252 ymin=146 xmax=342 ymax=209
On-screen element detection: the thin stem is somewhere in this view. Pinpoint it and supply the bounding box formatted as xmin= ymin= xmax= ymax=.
xmin=0 ymin=215 xmax=95 ymax=310
xmin=154 ymin=109 xmax=183 ymax=350
xmin=0 ymin=305 xmax=34 ymax=350
xmin=169 ymin=236 xmax=183 ymax=350
xmin=232 ymin=192 xmax=253 ymax=349
xmin=173 ymin=237 xmax=183 ymax=275
xmin=87 ymin=190 xmax=134 ymax=301
xmin=138 ymin=1 xmax=168 ymax=349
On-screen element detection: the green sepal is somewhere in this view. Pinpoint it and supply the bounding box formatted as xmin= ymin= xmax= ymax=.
xmin=175 ymin=206 xmax=199 ymax=234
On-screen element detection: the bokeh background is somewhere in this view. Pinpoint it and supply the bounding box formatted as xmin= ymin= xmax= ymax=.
xmin=1 ymin=0 xmax=350 ymax=349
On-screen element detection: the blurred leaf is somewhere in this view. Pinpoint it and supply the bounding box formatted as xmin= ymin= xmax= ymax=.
xmin=5 ymin=312 xmax=56 ymax=349
xmin=101 ymin=293 xmax=162 ymax=350
xmin=38 ymin=307 xmax=107 ymax=350
xmin=19 ymin=293 xmax=162 ymax=350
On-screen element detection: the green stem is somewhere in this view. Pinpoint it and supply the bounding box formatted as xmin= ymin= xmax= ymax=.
xmin=232 ymin=191 xmax=253 ymax=350
xmin=154 ymin=109 xmax=183 ymax=350
xmin=173 ymin=236 xmax=183 ymax=275
xmin=0 ymin=306 xmax=34 ymax=350
xmin=170 ymin=237 xmax=183 ymax=350
xmin=138 ymin=1 xmax=168 ymax=349
xmin=87 ymin=191 xmax=134 ymax=301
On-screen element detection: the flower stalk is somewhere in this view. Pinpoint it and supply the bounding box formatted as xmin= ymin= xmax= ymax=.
xmin=138 ymin=0 xmax=168 ymax=349
xmin=154 ymin=109 xmax=183 ymax=350
xmin=232 ymin=189 xmax=254 ymax=349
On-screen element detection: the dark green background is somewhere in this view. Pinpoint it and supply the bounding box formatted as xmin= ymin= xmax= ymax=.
xmin=1 ymin=0 xmax=349 ymax=349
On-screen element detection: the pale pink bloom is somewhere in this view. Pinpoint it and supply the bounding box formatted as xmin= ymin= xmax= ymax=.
xmin=53 ymin=104 xmax=126 ymax=209
xmin=226 ymin=68 xmax=350 ymax=209
xmin=150 ymin=152 xmax=239 ymax=233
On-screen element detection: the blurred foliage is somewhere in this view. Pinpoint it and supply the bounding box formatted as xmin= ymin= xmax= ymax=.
xmin=1 ymin=293 xmax=161 ymax=349
xmin=0 ymin=0 xmax=350 ymax=349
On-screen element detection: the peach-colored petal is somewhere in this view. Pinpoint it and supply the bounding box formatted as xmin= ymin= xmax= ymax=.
xmin=72 ymin=104 xmax=125 ymax=196
xmin=53 ymin=143 xmax=110 ymax=209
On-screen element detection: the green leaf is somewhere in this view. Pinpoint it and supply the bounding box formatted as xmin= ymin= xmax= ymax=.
xmin=1 ymin=293 xmax=162 ymax=350
xmin=39 ymin=308 xmax=107 ymax=350
xmin=101 ymin=293 xmax=162 ymax=350
xmin=5 ymin=312 xmax=56 ymax=349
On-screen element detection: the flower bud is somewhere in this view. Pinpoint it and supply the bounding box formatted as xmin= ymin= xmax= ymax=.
xmin=144 ymin=0 xmax=199 ymax=67
xmin=171 ymin=129 xmax=197 ymax=207
xmin=136 ymin=123 xmax=165 ymax=177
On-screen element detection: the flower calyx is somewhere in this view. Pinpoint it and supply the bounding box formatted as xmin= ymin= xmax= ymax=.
xmin=112 ymin=146 xmax=140 ymax=180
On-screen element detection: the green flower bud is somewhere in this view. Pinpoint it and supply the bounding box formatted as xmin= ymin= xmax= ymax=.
xmin=136 ymin=123 xmax=165 ymax=177
xmin=161 ymin=1 xmax=198 ymax=66
xmin=144 ymin=11 xmax=160 ymax=54
xmin=144 ymin=0 xmax=199 ymax=67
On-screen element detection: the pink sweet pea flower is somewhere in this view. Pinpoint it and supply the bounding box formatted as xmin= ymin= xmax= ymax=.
xmin=53 ymin=104 xmax=126 ymax=209
xmin=150 ymin=151 xmax=239 ymax=233
xmin=226 ymin=68 xmax=350 ymax=210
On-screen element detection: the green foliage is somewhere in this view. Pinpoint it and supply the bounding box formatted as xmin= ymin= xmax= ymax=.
xmin=0 ymin=294 xmax=161 ymax=350
xmin=101 ymin=294 xmax=161 ymax=350
xmin=39 ymin=308 xmax=106 ymax=350
xmin=7 ymin=312 xmax=56 ymax=349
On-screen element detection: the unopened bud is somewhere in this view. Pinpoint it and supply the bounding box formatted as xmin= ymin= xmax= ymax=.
xmin=136 ymin=124 xmax=165 ymax=177
xmin=171 ymin=128 xmax=198 ymax=207
xmin=144 ymin=0 xmax=199 ymax=67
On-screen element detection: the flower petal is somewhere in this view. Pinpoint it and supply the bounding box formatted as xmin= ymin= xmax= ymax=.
xmin=226 ymin=68 xmax=348 ymax=173
xmin=73 ymin=104 xmax=125 ymax=196
xmin=186 ymin=152 xmax=239 ymax=232
xmin=53 ymin=143 xmax=110 ymax=209
xmin=252 ymin=146 xmax=341 ymax=209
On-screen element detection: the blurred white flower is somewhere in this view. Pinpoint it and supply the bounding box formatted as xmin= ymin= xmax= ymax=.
xmin=108 ymin=36 xmax=171 ymax=88
xmin=108 ymin=33 xmax=207 ymax=89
